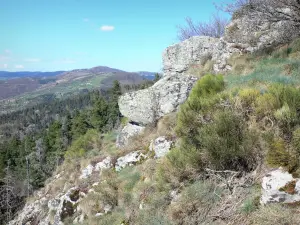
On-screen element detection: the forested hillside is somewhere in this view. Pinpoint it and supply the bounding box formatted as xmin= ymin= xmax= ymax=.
xmin=0 ymin=79 xmax=155 ymax=223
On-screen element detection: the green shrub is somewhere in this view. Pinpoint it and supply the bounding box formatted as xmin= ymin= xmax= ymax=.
xmin=163 ymin=145 xmax=203 ymax=184
xmin=292 ymin=128 xmax=300 ymax=154
xmin=238 ymin=88 xmax=260 ymax=108
xmin=187 ymin=74 xmax=225 ymax=110
xmin=266 ymin=138 xmax=297 ymax=171
xmin=176 ymin=74 xmax=225 ymax=147
xmin=65 ymin=129 xmax=101 ymax=160
xmin=255 ymin=93 xmax=279 ymax=117
xmin=198 ymin=110 xmax=259 ymax=171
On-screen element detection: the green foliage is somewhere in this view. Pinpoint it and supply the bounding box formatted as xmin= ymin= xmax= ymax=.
xmin=65 ymin=129 xmax=101 ymax=160
xmin=199 ymin=110 xmax=258 ymax=171
xmin=255 ymin=93 xmax=279 ymax=117
xmin=292 ymin=128 xmax=300 ymax=154
xmin=266 ymin=138 xmax=297 ymax=171
xmin=153 ymin=73 xmax=162 ymax=83
xmin=238 ymin=88 xmax=260 ymax=108
xmin=90 ymin=96 xmax=109 ymax=132
xmin=176 ymin=74 xmax=225 ymax=147
xmin=241 ymin=198 xmax=259 ymax=215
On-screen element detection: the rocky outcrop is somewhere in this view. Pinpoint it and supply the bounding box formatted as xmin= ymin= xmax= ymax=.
xmin=149 ymin=136 xmax=173 ymax=158
xmin=116 ymin=123 xmax=145 ymax=147
xmin=261 ymin=168 xmax=300 ymax=205
xmin=115 ymin=151 xmax=147 ymax=171
xmin=9 ymin=187 xmax=83 ymax=225
xmin=119 ymin=74 xmax=197 ymax=125
xmin=162 ymin=36 xmax=242 ymax=74
xmin=225 ymin=8 xmax=300 ymax=52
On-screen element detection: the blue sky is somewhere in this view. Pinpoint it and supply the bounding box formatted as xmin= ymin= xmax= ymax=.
xmin=0 ymin=0 xmax=227 ymax=72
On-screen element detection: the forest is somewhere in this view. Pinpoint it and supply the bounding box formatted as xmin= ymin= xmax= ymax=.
xmin=0 ymin=79 xmax=156 ymax=223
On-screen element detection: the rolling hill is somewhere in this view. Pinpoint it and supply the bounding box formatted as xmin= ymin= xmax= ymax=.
xmin=0 ymin=66 xmax=153 ymax=114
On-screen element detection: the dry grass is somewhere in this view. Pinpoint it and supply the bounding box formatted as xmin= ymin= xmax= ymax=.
xmin=250 ymin=204 xmax=300 ymax=225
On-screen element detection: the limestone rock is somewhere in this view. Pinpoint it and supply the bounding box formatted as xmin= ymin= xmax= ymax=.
xmin=162 ymin=36 xmax=242 ymax=75
xmin=79 ymin=164 xmax=94 ymax=179
xmin=149 ymin=136 xmax=173 ymax=158
xmin=95 ymin=156 xmax=112 ymax=171
xmin=261 ymin=168 xmax=300 ymax=204
xmin=116 ymin=123 xmax=145 ymax=147
xmin=115 ymin=151 xmax=147 ymax=171
xmin=225 ymin=10 xmax=300 ymax=52
xmin=119 ymin=74 xmax=197 ymax=125
xmin=163 ymin=36 xmax=219 ymax=76
xmin=80 ymin=157 xmax=112 ymax=179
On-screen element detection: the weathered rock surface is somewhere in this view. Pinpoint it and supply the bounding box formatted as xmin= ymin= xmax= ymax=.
xmin=225 ymin=9 xmax=300 ymax=52
xmin=95 ymin=156 xmax=112 ymax=171
xmin=261 ymin=168 xmax=300 ymax=204
xmin=119 ymin=74 xmax=197 ymax=125
xmin=116 ymin=123 xmax=145 ymax=147
xmin=115 ymin=151 xmax=147 ymax=171
xmin=79 ymin=156 xmax=112 ymax=179
xmin=149 ymin=136 xmax=173 ymax=158
xmin=162 ymin=36 xmax=243 ymax=75
xmin=9 ymin=187 xmax=82 ymax=225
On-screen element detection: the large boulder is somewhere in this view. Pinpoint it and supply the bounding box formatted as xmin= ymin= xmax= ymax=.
xmin=119 ymin=74 xmax=197 ymax=125
xmin=261 ymin=168 xmax=300 ymax=205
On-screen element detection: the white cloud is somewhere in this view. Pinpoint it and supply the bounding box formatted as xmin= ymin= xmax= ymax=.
xmin=15 ymin=65 xmax=24 ymax=69
xmin=100 ymin=25 xmax=115 ymax=31
xmin=0 ymin=55 xmax=10 ymax=62
xmin=24 ymin=58 xmax=41 ymax=62
xmin=4 ymin=49 xmax=11 ymax=54
xmin=3 ymin=64 xmax=8 ymax=69
xmin=83 ymin=18 xmax=89 ymax=22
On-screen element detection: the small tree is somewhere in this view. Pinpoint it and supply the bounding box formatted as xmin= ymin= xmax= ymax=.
xmin=153 ymin=73 xmax=162 ymax=83
xmin=177 ymin=13 xmax=229 ymax=41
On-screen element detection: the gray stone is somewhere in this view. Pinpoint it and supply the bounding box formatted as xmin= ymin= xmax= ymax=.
xmin=224 ymin=10 xmax=300 ymax=52
xmin=95 ymin=156 xmax=112 ymax=171
xmin=162 ymin=36 xmax=242 ymax=75
xmin=115 ymin=151 xmax=147 ymax=171
xmin=149 ymin=136 xmax=173 ymax=158
xmin=79 ymin=164 xmax=94 ymax=179
xmin=116 ymin=123 xmax=145 ymax=147
xmin=119 ymin=74 xmax=197 ymax=125
xmin=261 ymin=168 xmax=300 ymax=204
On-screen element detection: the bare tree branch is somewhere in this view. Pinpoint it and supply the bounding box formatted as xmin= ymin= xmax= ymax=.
xmin=177 ymin=13 xmax=229 ymax=41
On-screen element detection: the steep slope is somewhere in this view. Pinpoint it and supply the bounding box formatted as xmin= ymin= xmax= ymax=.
xmin=8 ymin=3 xmax=300 ymax=225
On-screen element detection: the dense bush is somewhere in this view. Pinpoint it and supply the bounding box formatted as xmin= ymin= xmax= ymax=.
xmin=199 ymin=110 xmax=259 ymax=170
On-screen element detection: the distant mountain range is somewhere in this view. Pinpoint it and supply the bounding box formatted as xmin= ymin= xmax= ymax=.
xmin=0 ymin=67 xmax=157 ymax=80
xmin=0 ymin=66 xmax=157 ymax=113
xmin=0 ymin=71 xmax=65 ymax=79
